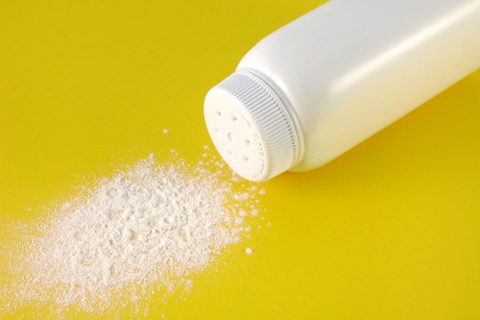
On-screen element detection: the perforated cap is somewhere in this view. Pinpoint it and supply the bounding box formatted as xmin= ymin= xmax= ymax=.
xmin=204 ymin=71 xmax=300 ymax=182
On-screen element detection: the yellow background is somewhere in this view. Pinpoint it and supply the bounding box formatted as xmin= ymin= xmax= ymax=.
xmin=1 ymin=0 xmax=480 ymax=319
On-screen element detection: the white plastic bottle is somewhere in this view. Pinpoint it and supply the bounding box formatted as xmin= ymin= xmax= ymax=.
xmin=204 ymin=0 xmax=480 ymax=182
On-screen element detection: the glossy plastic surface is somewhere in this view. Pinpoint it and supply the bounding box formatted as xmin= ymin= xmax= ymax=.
xmin=239 ymin=0 xmax=480 ymax=171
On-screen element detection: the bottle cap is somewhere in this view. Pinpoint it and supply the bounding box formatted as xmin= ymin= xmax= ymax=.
xmin=204 ymin=71 xmax=301 ymax=181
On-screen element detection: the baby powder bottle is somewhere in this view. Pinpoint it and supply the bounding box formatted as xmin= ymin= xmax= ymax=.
xmin=204 ymin=0 xmax=480 ymax=182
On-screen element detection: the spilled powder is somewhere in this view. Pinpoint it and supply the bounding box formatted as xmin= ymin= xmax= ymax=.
xmin=0 ymin=152 xmax=266 ymax=316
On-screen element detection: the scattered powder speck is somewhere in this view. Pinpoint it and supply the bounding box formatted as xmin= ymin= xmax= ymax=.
xmin=162 ymin=128 xmax=169 ymax=134
xmin=231 ymin=174 xmax=242 ymax=183
xmin=245 ymin=248 xmax=254 ymax=255
xmin=0 ymin=152 xmax=266 ymax=317
xmin=233 ymin=193 xmax=249 ymax=201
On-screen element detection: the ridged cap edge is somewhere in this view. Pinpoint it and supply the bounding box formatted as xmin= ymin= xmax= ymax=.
xmin=205 ymin=71 xmax=299 ymax=181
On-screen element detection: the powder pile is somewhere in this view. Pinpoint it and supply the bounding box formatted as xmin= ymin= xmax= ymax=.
xmin=0 ymin=152 xmax=265 ymax=316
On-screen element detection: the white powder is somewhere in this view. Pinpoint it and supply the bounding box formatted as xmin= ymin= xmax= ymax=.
xmin=0 ymin=152 xmax=264 ymax=316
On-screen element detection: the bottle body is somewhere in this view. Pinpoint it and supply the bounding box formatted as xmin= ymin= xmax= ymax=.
xmin=205 ymin=0 xmax=480 ymax=181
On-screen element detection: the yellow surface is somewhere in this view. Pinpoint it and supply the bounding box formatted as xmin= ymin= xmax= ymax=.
xmin=1 ymin=0 xmax=480 ymax=319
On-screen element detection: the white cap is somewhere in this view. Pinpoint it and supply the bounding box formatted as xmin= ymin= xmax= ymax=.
xmin=204 ymin=71 xmax=301 ymax=182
